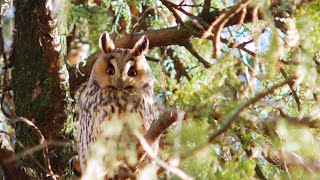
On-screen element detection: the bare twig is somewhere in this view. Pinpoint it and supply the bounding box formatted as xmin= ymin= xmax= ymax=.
xmin=280 ymin=68 xmax=301 ymax=112
xmin=238 ymin=6 xmax=247 ymax=25
xmin=201 ymin=10 xmax=226 ymax=39
xmin=12 ymin=117 xmax=58 ymax=179
xmin=4 ymin=140 xmax=67 ymax=163
xmin=208 ymin=76 xmax=297 ymax=142
xmin=161 ymin=0 xmax=184 ymax=25
xmin=168 ymin=1 xmax=209 ymax=29
xmin=221 ymin=38 xmax=255 ymax=57
xmin=184 ymin=41 xmax=211 ymax=68
xmin=177 ymin=4 xmax=204 ymax=8
xmin=222 ymin=28 xmax=267 ymax=58
xmin=134 ymin=131 xmax=193 ymax=180
xmin=0 ymin=130 xmax=48 ymax=174
xmin=146 ymin=56 xmax=160 ymax=63
xmin=262 ymin=100 xmax=319 ymax=128
xmin=252 ymin=3 xmax=260 ymax=24
xmin=160 ymin=0 xmax=200 ymax=35
xmin=213 ymin=0 xmax=251 ymax=57
xmin=168 ymin=1 xmax=195 ymax=17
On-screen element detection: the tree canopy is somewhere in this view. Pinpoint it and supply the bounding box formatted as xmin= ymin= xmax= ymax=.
xmin=1 ymin=0 xmax=320 ymax=179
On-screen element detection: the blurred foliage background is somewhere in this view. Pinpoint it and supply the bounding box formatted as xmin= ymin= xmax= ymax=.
xmin=1 ymin=0 xmax=320 ymax=179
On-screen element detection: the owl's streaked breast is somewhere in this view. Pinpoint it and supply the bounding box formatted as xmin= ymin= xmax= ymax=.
xmin=78 ymin=80 xmax=155 ymax=171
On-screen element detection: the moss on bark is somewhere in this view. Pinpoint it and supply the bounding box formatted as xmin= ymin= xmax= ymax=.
xmin=12 ymin=0 xmax=72 ymax=178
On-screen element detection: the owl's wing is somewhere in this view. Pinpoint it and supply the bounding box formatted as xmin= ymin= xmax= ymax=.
xmin=78 ymin=87 xmax=88 ymax=109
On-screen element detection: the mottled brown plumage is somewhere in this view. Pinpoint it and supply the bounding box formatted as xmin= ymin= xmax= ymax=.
xmin=77 ymin=32 xmax=155 ymax=175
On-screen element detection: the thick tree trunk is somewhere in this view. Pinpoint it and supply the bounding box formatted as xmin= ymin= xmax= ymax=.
xmin=12 ymin=0 xmax=71 ymax=177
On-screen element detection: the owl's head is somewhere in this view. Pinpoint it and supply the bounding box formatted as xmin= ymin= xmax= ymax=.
xmin=90 ymin=32 xmax=153 ymax=93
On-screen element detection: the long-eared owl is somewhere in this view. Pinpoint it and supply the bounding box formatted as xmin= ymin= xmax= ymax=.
xmin=77 ymin=31 xmax=155 ymax=174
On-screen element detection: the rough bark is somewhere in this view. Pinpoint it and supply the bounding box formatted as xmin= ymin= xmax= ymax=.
xmin=12 ymin=0 xmax=71 ymax=177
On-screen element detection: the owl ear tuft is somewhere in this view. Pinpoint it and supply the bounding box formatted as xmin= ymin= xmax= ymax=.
xmin=99 ymin=31 xmax=115 ymax=53
xmin=132 ymin=35 xmax=149 ymax=56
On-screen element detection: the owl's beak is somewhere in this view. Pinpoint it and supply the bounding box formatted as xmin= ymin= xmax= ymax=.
xmin=114 ymin=78 xmax=127 ymax=90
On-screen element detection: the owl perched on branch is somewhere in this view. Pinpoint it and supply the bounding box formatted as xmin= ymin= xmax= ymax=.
xmin=77 ymin=31 xmax=155 ymax=177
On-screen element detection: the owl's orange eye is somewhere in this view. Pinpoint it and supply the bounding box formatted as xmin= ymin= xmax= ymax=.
xmin=106 ymin=66 xmax=115 ymax=75
xmin=128 ymin=68 xmax=137 ymax=77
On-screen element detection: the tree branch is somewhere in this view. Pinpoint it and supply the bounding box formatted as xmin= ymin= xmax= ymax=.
xmin=160 ymin=0 xmax=200 ymax=36
xmin=4 ymin=140 xmax=67 ymax=164
xmin=69 ymin=1 xmax=312 ymax=92
xmin=12 ymin=117 xmax=59 ymax=179
xmin=262 ymin=100 xmax=319 ymax=128
xmin=184 ymin=41 xmax=212 ymax=68
xmin=167 ymin=49 xmax=192 ymax=82
xmin=221 ymin=38 xmax=255 ymax=57
xmin=201 ymin=0 xmax=211 ymax=18
xmin=261 ymin=145 xmax=320 ymax=172
xmin=233 ymin=129 xmax=267 ymax=180
xmin=0 ymin=130 xmax=48 ymax=176
xmin=1 ymin=116 xmax=62 ymax=178
xmin=144 ymin=109 xmax=185 ymax=145
xmin=208 ymin=76 xmax=297 ymax=142
xmin=212 ymin=0 xmax=251 ymax=57
xmin=168 ymin=1 xmax=196 ymax=17
xmin=280 ymin=68 xmax=301 ymax=112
